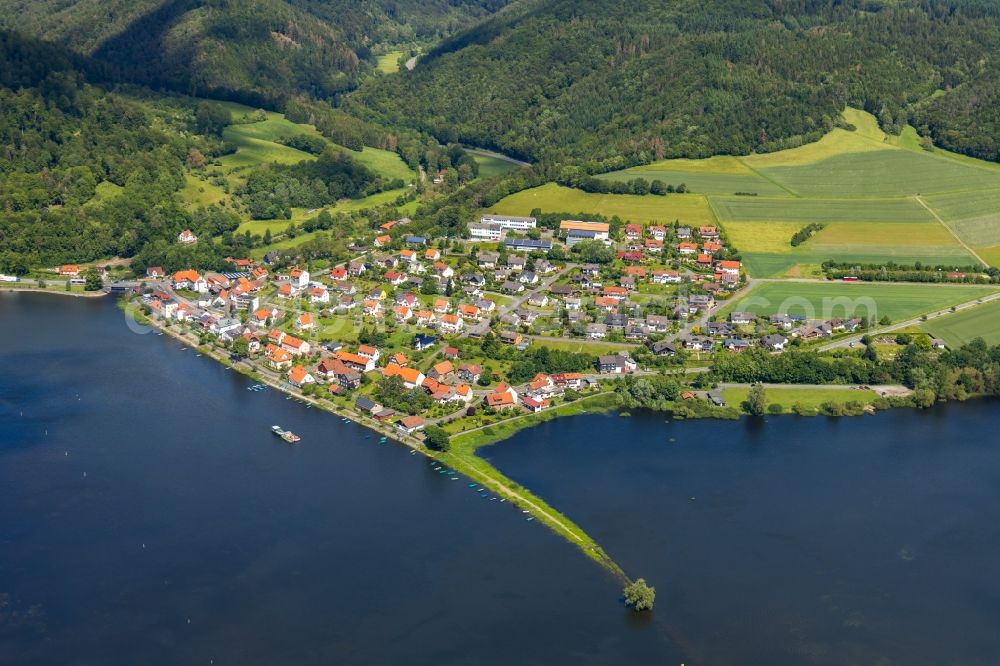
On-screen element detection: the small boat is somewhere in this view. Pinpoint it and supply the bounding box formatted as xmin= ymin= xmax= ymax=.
xmin=271 ymin=425 xmax=300 ymax=443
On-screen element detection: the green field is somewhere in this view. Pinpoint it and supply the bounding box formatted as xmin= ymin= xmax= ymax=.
xmin=712 ymin=196 xmax=935 ymax=224
xmin=376 ymin=50 xmax=404 ymax=73
xmin=921 ymin=299 xmax=1000 ymax=347
xmin=722 ymin=386 xmax=878 ymax=413
xmin=594 ymin=108 xmax=1000 ymax=273
xmin=487 ymin=183 xmax=715 ymax=226
xmin=922 ymin=188 xmax=1000 ymax=248
xmin=530 ymin=337 xmax=638 ymax=355
xmin=720 ymin=282 xmax=998 ymax=323
xmin=471 ymin=151 xmax=522 ymax=180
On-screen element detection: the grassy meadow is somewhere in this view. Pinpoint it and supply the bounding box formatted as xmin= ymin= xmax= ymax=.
xmin=921 ymin=300 xmax=1000 ymax=347
xmin=719 ymin=282 xmax=998 ymax=323
xmin=487 ymin=183 xmax=715 ymax=226
xmin=722 ymin=386 xmax=879 ymax=413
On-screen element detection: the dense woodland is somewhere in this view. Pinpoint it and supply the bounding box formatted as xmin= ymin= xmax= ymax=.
xmin=6 ymin=1 xmax=1000 ymax=271
xmin=0 ymin=0 xmax=513 ymax=104
xmin=354 ymin=0 xmax=1000 ymax=166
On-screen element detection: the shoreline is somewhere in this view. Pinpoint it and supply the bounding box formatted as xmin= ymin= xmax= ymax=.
xmin=120 ymin=298 xmax=629 ymax=581
xmin=1 ymin=286 xmax=108 ymax=299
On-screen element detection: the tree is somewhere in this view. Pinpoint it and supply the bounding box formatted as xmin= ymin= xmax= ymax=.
xmin=623 ymin=578 xmax=655 ymax=611
xmin=742 ymin=384 xmax=767 ymax=416
xmin=83 ymin=269 xmax=103 ymax=291
xmin=231 ymin=336 xmax=250 ymax=359
xmin=423 ymin=425 xmax=450 ymax=452
xmin=263 ymin=228 xmax=272 ymax=245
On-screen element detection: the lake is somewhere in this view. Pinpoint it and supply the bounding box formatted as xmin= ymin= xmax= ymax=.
xmin=2 ymin=292 xmax=1000 ymax=665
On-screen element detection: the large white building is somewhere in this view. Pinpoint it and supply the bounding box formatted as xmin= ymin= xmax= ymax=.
xmin=469 ymin=222 xmax=504 ymax=241
xmin=480 ymin=214 xmax=537 ymax=230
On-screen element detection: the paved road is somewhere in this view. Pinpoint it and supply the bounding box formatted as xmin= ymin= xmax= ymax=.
xmin=818 ymin=290 xmax=1000 ymax=351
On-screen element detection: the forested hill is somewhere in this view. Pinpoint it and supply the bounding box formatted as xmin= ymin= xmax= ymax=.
xmin=0 ymin=0 xmax=513 ymax=103
xmin=351 ymin=0 xmax=1000 ymax=166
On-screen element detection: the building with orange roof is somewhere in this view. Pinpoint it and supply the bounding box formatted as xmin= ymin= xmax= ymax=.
xmin=281 ymin=334 xmax=310 ymax=356
xmin=717 ymin=259 xmax=742 ymax=275
xmin=336 ymin=350 xmax=376 ymax=372
xmin=484 ymin=382 xmax=518 ymax=409
xmin=277 ymin=283 xmax=294 ymax=298
xmin=400 ymin=249 xmax=417 ymax=262
xmin=296 ymin=313 xmax=315 ymax=331
xmin=433 ymin=299 xmax=450 ymax=313
xmin=439 ymin=313 xmax=463 ymax=332
xmin=415 ymin=310 xmax=435 ymax=326
xmin=594 ymin=296 xmax=619 ymax=310
xmin=559 ymin=220 xmax=610 ymax=234
xmin=702 ymin=242 xmax=722 ymax=254
xmin=425 ymin=248 xmax=441 ymax=261
xmin=458 ymin=304 xmax=481 ymax=320
xmin=428 ymin=360 xmax=454 ymax=380
xmin=391 ymin=353 xmax=408 ymax=366
xmin=396 ymin=415 xmax=425 ymax=434
xmin=374 ymin=234 xmax=392 ymax=247
xmin=382 ymin=363 xmax=425 ymax=389
xmin=357 ymin=344 xmax=380 ymax=362
xmin=697 ymin=253 xmax=713 ymax=265
xmin=699 ymin=226 xmax=719 ymax=238
xmin=172 ymin=269 xmax=207 ymax=293
xmin=394 ymin=305 xmax=413 ymax=322
xmin=59 ymin=264 xmax=80 ymax=276
xmin=265 ymin=344 xmax=293 ymax=370
xmin=678 ymin=242 xmax=697 ymax=255
xmin=287 ymin=365 xmax=315 ymax=387
xmin=177 ymin=229 xmax=198 ymax=244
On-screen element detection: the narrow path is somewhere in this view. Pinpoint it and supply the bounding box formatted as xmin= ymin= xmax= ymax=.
xmin=915 ymin=195 xmax=989 ymax=268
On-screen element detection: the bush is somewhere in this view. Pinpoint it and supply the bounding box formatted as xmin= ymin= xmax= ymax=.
xmin=767 ymin=403 xmax=783 ymax=414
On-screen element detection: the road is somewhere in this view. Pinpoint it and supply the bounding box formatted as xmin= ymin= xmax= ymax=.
xmin=818 ymin=289 xmax=1000 ymax=350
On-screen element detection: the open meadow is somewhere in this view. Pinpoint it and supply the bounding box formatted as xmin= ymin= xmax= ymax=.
xmin=487 ymin=183 xmax=715 ymax=226
xmin=921 ymin=300 xmax=1000 ymax=347
xmin=719 ymin=282 xmax=998 ymax=323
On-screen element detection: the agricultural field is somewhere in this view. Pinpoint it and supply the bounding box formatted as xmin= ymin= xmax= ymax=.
xmin=592 ymin=108 xmax=1000 ymax=274
xmin=719 ymin=282 xmax=998 ymax=323
xmin=487 ymin=183 xmax=715 ymax=226
xmin=921 ymin=300 xmax=1000 ymax=347
xmin=922 ymin=187 xmax=1000 ymax=250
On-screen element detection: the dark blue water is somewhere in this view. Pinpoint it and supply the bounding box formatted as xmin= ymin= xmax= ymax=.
xmin=5 ymin=293 xmax=1000 ymax=665
xmin=0 ymin=293 xmax=676 ymax=665
xmin=484 ymin=405 xmax=1000 ymax=665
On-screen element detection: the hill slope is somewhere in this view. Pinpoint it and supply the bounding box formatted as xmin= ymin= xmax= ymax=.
xmin=351 ymin=0 xmax=1000 ymax=164
xmin=0 ymin=0 xmax=513 ymax=101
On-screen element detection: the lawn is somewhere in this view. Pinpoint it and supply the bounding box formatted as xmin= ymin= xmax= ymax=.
xmin=719 ymin=282 xmax=998 ymax=322
xmin=722 ymin=386 xmax=878 ymax=413
xmin=529 ymin=337 xmax=637 ymax=355
xmin=921 ymin=300 xmax=1000 ymax=347
xmin=487 ymin=183 xmax=715 ymax=226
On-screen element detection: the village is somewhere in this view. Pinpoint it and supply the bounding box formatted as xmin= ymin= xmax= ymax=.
xmin=109 ymin=212 xmax=901 ymax=445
